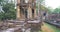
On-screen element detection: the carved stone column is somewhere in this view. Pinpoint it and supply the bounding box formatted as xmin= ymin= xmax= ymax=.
xmin=34 ymin=8 xmax=37 ymax=19
xmin=28 ymin=6 xmax=32 ymax=19
xmin=16 ymin=0 xmax=20 ymax=20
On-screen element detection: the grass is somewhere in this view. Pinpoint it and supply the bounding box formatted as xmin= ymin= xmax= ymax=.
xmin=45 ymin=23 xmax=60 ymax=32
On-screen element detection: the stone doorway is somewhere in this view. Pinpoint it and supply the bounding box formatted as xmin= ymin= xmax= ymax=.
xmin=20 ymin=7 xmax=28 ymax=20
xmin=32 ymin=9 xmax=34 ymax=19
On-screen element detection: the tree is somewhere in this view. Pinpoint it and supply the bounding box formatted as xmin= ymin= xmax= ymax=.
xmin=0 ymin=0 xmax=16 ymax=20
xmin=2 ymin=3 xmax=16 ymax=20
xmin=53 ymin=8 xmax=60 ymax=14
xmin=36 ymin=0 xmax=45 ymax=13
xmin=0 ymin=12 xmax=5 ymax=20
xmin=0 ymin=0 xmax=3 ymax=5
xmin=47 ymin=7 xmax=53 ymax=14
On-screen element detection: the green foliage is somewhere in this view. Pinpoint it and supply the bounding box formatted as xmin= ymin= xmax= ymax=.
xmin=0 ymin=0 xmax=3 ymax=2
xmin=47 ymin=7 xmax=60 ymax=14
xmin=37 ymin=0 xmax=44 ymax=3
xmin=53 ymin=8 xmax=60 ymax=13
xmin=0 ymin=0 xmax=4 ymax=5
xmin=0 ymin=12 xmax=5 ymax=20
xmin=0 ymin=0 xmax=16 ymax=20
xmin=40 ymin=0 xmax=44 ymax=2
xmin=36 ymin=0 xmax=45 ymax=12
xmin=2 ymin=3 xmax=16 ymax=20
xmin=46 ymin=7 xmax=54 ymax=14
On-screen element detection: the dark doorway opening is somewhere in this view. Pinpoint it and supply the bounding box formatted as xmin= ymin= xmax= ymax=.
xmin=25 ymin=9 xmax=28 ymax=18
xmin=32 ymin=9 xmax=34 ymax=18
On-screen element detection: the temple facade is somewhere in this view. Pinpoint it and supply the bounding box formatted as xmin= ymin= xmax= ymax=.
xmin=16 ymin=0 xmax=37 ymax=20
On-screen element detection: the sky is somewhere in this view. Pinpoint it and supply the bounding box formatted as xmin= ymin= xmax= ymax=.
xmin=45 ymin=0 xmax=60 ymax=9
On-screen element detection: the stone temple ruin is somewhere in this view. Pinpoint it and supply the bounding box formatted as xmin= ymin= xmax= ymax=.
xmin=16 ymin=0 xmax=47 ymax=32
xmin=16 ymin=0 xmax=42 ymax=32
xmin=0 ymin=0 xmax=47 ymax=32
xmin=16 ymin=0 xmax=39 ymax=32
xmin=16 ymin=0 xmax=37 ymax=20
